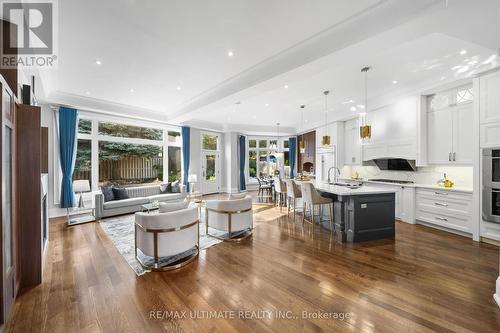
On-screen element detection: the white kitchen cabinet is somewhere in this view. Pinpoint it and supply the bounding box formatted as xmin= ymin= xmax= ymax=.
xmin=479 ymin=70 xmax=500 ymax=147
xmin=427 ymin=108 xmax=453 ymax=164
xmin=344 ymin=118 xmax=361 ymax=166
xmin=427 ymin=100 xmax=473 ymax=164
xmin=453 ymin=103 xmax=474 ymax=163
xmin=415 ymin=188 xmax=473 ymax=234
xmin=479 ymin=70 xmax=500 ymax=124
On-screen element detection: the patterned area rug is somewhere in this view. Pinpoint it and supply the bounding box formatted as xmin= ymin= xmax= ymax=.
xmin=99 ymin=211 xmax=222 ymax=276
xmin=99 ymin=203 xmax=274 ymax=276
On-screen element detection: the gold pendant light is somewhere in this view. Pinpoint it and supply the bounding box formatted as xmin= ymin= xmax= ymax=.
xmin=360 ymin=66 xmax=371 ymax=144
xmin=322 ymin=90 xmax=331 ymax=146
xmin=299 ymin=105 xmax=306 ymax=153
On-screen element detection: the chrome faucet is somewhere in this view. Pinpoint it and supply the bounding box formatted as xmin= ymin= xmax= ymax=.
xmin=327 ymin=167 xmax=341 ymax=184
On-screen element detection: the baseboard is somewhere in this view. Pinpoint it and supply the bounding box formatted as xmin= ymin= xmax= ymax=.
xmin=494 ymin=277 xmax=500 ymax=308
xmin=480 ymin=237 xmax=500 ymax=247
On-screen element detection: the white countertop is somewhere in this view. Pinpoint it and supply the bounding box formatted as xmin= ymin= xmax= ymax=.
xmin=295 ymin=180 xmax=397 ymax=196
xmin=339 ymin=178 xmax=473 ymax=194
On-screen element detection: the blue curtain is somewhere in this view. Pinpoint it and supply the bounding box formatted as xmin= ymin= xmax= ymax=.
xmin=59 ymin=107 xmax=79 ymax=208
xmin=181 ymin=126 xmax=190 ymax=192
xmin=239 ymin=135 xmax=246 ymax=191
xmin=289 ymin=137 xmax=297 ymax=178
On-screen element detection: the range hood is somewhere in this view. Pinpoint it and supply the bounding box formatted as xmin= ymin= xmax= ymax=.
xmin=371 ymin=158 xmax=416 ymax=171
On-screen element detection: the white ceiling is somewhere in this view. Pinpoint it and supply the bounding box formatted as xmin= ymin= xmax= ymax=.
xmin=41 ymin=0 xmax=500 ymax=133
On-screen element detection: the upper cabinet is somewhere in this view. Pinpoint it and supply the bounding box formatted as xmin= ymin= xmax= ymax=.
xmin=344 ymin=118 xmax=361 ymax=165
xmin=479 ymin=70 xmax=500 ymax=147
xmin=363 ymin=96 xmax=419 ymax=161
xmin=427 ymin=86 xmax=473 ymax=164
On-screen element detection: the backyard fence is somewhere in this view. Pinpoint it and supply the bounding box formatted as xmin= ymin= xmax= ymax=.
xmin=73 ymin=157 xmax=163 ymax=184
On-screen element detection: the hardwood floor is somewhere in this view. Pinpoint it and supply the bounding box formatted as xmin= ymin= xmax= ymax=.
xmin=6 ymin=196 xmax=500 ymax=332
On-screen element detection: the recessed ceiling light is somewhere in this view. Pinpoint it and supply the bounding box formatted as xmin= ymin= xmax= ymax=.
xmin=440 ymin=76 xmax=446 ymax=80
xmin=85 ymin=91 xmax=90 ymax=95
xmin=95 ymin=60 xmax=102 ymax=65
xmin=357 ymin=104 xmax=365 ymax=109
xmin=129 ymin=88 xmax=135 ymax=93
xmin=392 ymin=80 xmax=398 ymax=84
xmin=176 ymin=86 xmax=181 ymax=91
xmin=342 ymin=99 xmax=355 ymax=104
xmin=284 ymin=85 xmax=289 ymax=89
xmin=227 ymin=50 xmax=234 ymax=57
xmin=460 ymin=49 xmax=467 ymax=55
xmin=350 ymin=106 xmax=357 ymax=112
xmin=265 ymin=103 xmax=269 ymax=107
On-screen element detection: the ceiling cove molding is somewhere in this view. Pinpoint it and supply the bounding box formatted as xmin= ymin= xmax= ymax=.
xmin=182 ymin=119 xmax=296 ymax=136
xmin=168 ymin=0 xmax=441 ymax=123
xmin=43 ymin=91 xmax=175 ymax=126
xmin=43 ymin=90 xmax=168 ymax=122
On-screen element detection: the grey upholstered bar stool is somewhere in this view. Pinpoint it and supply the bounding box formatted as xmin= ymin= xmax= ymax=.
xmin=285 ymin=179 xmax=302 ymax=220
xmin=273 ymin=177 xmax=287 ymax=212
xmin=300 ymin=182 xmax=333 ymax=231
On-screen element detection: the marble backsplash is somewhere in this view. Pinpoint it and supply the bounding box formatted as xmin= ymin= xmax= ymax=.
xmin=340 ymin=165 xmax=473 ymax=188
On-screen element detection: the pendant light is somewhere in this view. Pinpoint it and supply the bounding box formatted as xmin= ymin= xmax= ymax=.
xmin=322 ymin=90 xmax=331 ymax=146
xmin=360 ymin=66 xmax=372 ymax=144
xmin=299 ymin=105 xmax=306 ymax=153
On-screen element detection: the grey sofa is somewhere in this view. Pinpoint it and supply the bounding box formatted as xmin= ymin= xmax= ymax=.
xmin=94 ymin=184 xmax=187 ymax=219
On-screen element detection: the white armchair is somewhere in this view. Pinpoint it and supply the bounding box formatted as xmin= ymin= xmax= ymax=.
xmin=205 ymin=196 xmax=253 ymax=241
xmin=134 ymin=206 xmax=199 ymax=271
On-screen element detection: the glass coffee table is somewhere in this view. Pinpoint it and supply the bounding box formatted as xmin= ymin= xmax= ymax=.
xmin=141 ymin=202 xmax=159 ymax=213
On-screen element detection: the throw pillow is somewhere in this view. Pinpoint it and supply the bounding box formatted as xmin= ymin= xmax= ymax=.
xmin=112 ymin=187 xmax=129 ymax=200
xmin=159 ymin=183 xmax=170 ymax=194
xmin=170 ymin=180 xmax=181 ymax=193
xmin=158 ymin=199 xmax=189 ymax=213
xmin=229 ymin=193 xmax=247 ymax=200
xmin=101 ymin=186 xmax=115 ymax=202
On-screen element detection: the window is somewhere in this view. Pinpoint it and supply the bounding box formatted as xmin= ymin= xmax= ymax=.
xmin=248 ymin=137 xmax=291 ymax=180
xmin=73 ymin=139 xmax=92 ymax=187
xmin=168 ymin=146 xmax=181 ymax=182
xmin=98 ymin=141 xmax=163 ymax=186
xmin=456 ymin=88 xmax=473 ymax=104
xmin=73 ymin=118 xmax=183 ymax=190
xmin=249 ymin=150 xmax=257 ymax=178
xmin=98 ymin=122 xmax=162 ymax=140
xmin=202 ymin=133 xmax=218 ymax=150
xmin=167 ymin=131 xmax=181 ymax=145
xmin=78 ymin=119 xmax=91 ymax=134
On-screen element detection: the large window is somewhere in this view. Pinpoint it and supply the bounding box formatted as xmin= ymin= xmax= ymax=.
xmin=98 ymin=141 xmax=163 ymax=186
xmin=248 ymin=137 xmax=290 ymax=180
xmin=74 ymin=118 xmax=182 ymax=189
xmin=168 ymin=146 xmax=181 ymax=182
xmin=73 ymin=139 xmax=92 ymax=187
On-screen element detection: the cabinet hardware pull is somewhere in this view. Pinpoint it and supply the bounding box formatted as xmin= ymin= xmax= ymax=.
xmin=448 ymin=152 xmax=451 ymax=161
xmin=434 ymin=192 xmax=448 ymax=195
xmin=434 ymin=202 xmax=448 ymax=207
xmin=453 ymin=152 xmax=456 ymax=161
xmin=435 ymin=217 xmax=448 ymax=221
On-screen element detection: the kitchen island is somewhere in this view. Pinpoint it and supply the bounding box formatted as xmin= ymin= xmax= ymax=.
xmin=306 ymin=181 xmax=397 ymax=243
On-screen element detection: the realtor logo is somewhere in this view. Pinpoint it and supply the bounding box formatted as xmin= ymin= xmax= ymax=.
xmin=0 ymin=0 xmax=58 ymax=68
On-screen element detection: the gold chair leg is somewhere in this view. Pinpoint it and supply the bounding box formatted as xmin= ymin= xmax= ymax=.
xmin=293 ymin=198 xmax=296 ymax=220
xmin=311 ymin=204 xmax=315 ymax=225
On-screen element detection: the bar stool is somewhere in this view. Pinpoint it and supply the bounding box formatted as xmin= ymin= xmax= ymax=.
xmin=286 ymin=179 xmax=302 ymax=220
xmin=273 ymin=177 xmax=287 ymax=212
xmin=300 ymin=182 xmax=333 ymax=231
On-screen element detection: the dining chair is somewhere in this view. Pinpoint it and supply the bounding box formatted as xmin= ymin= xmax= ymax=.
xmin=273 ymin=177 xmax=287 ymax=212
xmin=256 ymin=177 xmax=272 ymax=198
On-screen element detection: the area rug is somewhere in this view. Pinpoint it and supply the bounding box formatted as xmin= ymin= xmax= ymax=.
xmin=99 ymin=210 xmax=222 ymax=276
xmin=99 ymin=204 xmax=273 ymax=276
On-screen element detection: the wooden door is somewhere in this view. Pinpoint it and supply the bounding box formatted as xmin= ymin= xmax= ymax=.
xmin=1 ymin=82 xmax=16 ymax=328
